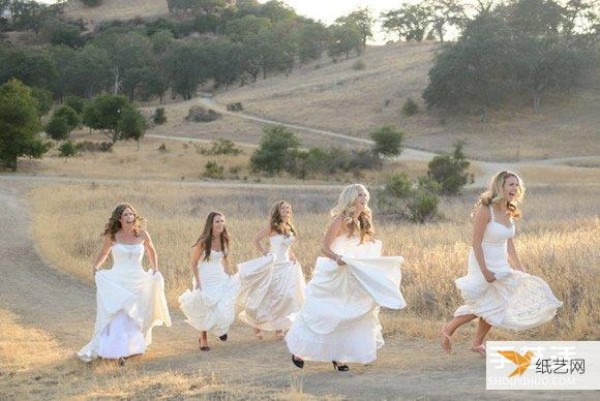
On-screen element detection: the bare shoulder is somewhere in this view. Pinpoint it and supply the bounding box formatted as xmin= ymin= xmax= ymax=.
xmin=473 ymin=204 xmax=490 ymax=220
xmin=139 ymin=230 xmax=151 ymax=241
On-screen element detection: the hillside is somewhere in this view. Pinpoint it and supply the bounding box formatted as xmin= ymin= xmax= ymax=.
xmin=59 ymin=1 xmax=599 ymax=162
xmin=61 ymin=0 xmax=168 ymax=24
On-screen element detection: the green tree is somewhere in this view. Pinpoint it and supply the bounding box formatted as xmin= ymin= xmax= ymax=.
xmin=83 ymin=94 xmax=145 ymax=143
xmin=427 ymin=142 xmax=470 ymax=195
xmin=45 ymin=114 xmax=70 ymax=140
xmin=381 ymin=4 xmax=431 ymax=42
xmin=370 ymin=126 xmax=404 ymax=158
xmin=54 ymin=105 xmax=80 ymax=130
xmin=250 ymin=125 xmax=301 ymax=174
xmin=327 ymin=23 xmax=362 ymax=60
xmin=422 ymin=13 xmax=517 ymax=119
xmin=423 ymin=0 xmax=467 ymax=43
xmin=0 ymin=79 xmax=50 ymax=171
xmin=336 ymin=7 xmax=373 ymax=48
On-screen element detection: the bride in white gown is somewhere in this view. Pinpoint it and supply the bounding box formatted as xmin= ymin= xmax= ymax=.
xmin=179 ymin=211 xmax=239 ymax=350
xmin=285 ymin=184 xmax=406 ymax=371
xmin=78 ymin=204 xmax=171 ymax=364
xmin=441 ymin=171 xmax=562 ymax=356
xmin=237 ymin=201 xmax=305 ymax=340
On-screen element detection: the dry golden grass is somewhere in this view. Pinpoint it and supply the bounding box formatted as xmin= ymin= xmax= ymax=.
xmin=62 ymin=0 xmax=168 ymax=25
xmin=210 ymin=42 xmax=600 ymax=161
xmin=27 ymin=181 xmax=600 ymax=342
xmin=17 ymin=134 xmax=253 ymax=182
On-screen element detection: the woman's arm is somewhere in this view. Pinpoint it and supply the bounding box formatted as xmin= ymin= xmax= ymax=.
xmin=472 ymin=206 xmax=495 ymax=282
xmin=507 ymin=238 xmax=525 ymax=272
xmin=142 ymin=230 xmax=158 ymax=274
xmin=190 ymin=242 xmax=204 ymax=288
xmin=322 ymin=216 xmax=345 ymax=266
xmin=253 ymin=225 xmax=271 ymax=256
xmin=91 ymin=235 xmax=113 ymax=274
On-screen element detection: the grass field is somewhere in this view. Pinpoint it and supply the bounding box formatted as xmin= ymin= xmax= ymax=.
xmin=27 ymin=181 xmax=600 ymax=341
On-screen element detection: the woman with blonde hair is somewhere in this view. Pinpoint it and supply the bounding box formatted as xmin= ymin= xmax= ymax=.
xmin=237 ymin=200 xmax=305 ymax=340
xmin=179 ymin=211 xmax=239 ymax=351
xmin=441 ymin=171 xmax=562 ymax=356
xmin=78 ymin=204 xmax=171 ymax=365
xmin=286 ymin=184 xmax=406 ymax=371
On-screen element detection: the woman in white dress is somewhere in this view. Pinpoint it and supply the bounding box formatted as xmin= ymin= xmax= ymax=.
xmin=179 ymin=211 xmax=239 ymax=351
xmin=286 ymin=184 xmax=406 ymax=371
xmin=441 ymin=171 xmax=562 ymax=356
xmin=237 ymin=201 xmax=305 ymax=340
xmin=78 ymin=204 xmax=172 ymax=365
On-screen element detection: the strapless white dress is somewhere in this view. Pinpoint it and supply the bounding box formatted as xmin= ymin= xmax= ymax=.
xmin=237 ymin=234 xmax=306 ymax=331
xmin=78 ymin=243 xmax=171 ymax=362
xmin=179 ymin=250 xmax=239 ymax=337
xmin=454 ymin=208 xmax=562 ymax=330
xmin=285 ymin=235 xmax=405 ymax=364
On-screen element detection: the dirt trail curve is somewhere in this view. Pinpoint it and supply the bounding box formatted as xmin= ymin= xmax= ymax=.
xmin=1 ymin=182 xmax=595 ymax=400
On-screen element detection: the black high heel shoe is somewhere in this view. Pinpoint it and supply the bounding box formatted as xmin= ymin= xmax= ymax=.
xmin=332 ymin=361 xmax=349 ymax=371
xmin=291 ymin=354 xmax=304 ymax=369
xmin=219 ymin=333 xmax=228 ymax=342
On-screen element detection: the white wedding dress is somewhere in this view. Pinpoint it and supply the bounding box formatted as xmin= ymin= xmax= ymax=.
xmin=179 ymin=250 xmax=240 ymax=337
xmin=285 ymin=235 xmax=406 ymax=364
xmin=454 ymin=207 xmax=562 ymax=330
xmin=237 ymin=234 xmax=305 ymax=331
xmin=78 ymin=243 xmax=172 ymax=362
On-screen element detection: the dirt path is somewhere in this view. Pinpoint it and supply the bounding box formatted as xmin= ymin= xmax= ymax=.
xmin=2 ymin=181 xmax=596 ymax=400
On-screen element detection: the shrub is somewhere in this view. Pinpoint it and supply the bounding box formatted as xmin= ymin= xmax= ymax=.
xmin=204 ymin=161 xmax=224 ymax=179
xmin=406 ymin=190 xmax=439 ymax=223
xmin=370 ymin=126 xmax=404 ymax=158
xmin=64 ymin=96 xmax=86 ymax=115
xmin=55 ymin=105 xmax=80 ymax=130
xmin=185 ymin=105 xmax=220 ymax=122
xmin=352 ymin=59 xmax=366 ymax=70
xmin=427 ymin=142 xmax=471 ymax=195
xmin=45 ymin=115 xmax=70 ymax=141
xmin=75 ymin=141 xmax=113 ymax=153
xmin=385 ymin=173 xmax=412 ymax=198
xmin=153 ymin=107 xmax=167 ymax=124
xmin=158 ymin=143 xmax=167 ymax=153
xmin=197 ymin=139 xmax=241 ymax=156
xmin=58 ymin=140 xmax=77 ymax=157
xmin=402 ymin=97 xmax=419 ymax=116
xmin=250 ymin=125 xmax=301 ymax=174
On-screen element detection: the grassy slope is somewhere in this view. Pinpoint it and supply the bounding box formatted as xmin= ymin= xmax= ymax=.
xmin=60 ymin=1 xmax=600 ymax=161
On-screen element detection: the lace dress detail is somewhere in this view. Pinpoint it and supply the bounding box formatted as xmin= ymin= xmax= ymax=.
xmin=454 ymin=207 xmax=562 ymax=330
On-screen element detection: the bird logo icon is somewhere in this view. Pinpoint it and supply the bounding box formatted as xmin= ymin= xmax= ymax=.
xmin=498 ymin=350 xmax=535 ymax=377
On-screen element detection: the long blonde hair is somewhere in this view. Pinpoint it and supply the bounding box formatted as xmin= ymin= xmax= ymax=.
xmin=474 ymin=171 xmax=526 ymax=218
xmin=193 ymin=211 xmax=229 ymax=262
xmin=330 ymin=184 xmax=374 ymax=242
xmin=103 ymin=203 xmax=142 ymax=240
xmin=269 ymin=200 xmax=296 ymax=237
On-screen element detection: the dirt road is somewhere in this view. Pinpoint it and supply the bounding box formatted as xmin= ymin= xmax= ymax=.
xmin=1 ymin=181 xmax=595 ymax=400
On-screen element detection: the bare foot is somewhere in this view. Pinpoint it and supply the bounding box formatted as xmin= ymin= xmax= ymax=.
xmin=198 ymin=338 xmax=210 ymax=351
xmin=253 ymin=328 xmax=263 ymax=340
xmin=441 ymin=324 xmax=452 ymax=354
xmin=470 ymin=344 xmax=486 ymax=357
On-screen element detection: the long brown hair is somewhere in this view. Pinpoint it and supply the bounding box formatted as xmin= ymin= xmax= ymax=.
xmin=103 ymin=203 xmax=142 ymax=241
xmin=473 ymin=171 xmax=526 ymax=219
xmin=269 ymin=200 xmax=296 ymax=237
xmin=193 ymin=211 xmax=229 ymax=262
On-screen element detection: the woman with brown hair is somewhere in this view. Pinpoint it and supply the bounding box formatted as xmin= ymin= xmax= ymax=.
xmin=78 ymin=204 xmax=171 ymax=365
xmin=441 ymin=171 xmax=562 ymax=356
xmin=237 ymin=200 xmax=305 ymax=340
xmin=179 ymin=211 xmax=239 ymax=351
